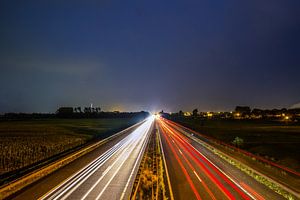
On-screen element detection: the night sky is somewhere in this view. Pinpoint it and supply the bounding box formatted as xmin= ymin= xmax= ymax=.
xmin=0 ymin=1 xmax=300 ymax=113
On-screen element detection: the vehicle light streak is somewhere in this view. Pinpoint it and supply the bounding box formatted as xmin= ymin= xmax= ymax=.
xmin=163 ymin=120 xmax=259 ymax=200
xmin=160 ymin=123 xmax=220 ymax=200
xmin=41 ymin=117 xmax=153 ymax=200
xmin=161 ymin=125 xmax=202 ymax=200
xmin=43 ymin=137 xmax=133 ymax=200
xmin=170 ymin=135 xmax=216 ymax=199
xmin=179 ymin=149 xmax=183 ymax=155
xmin=95 ymin=138 xmax=142 ymax=199
xmin=240 ymin=182 xmax=265 ymax=200
xmin=160 ymin=122 xmax=216 ymax=199
xmin=164 ymin=118 xmax=300 ymax=177
xmin=193 ymin=171 xmax=202 ymax=182
xmin=160 ymin=122 xmax=235 ymax=199
xmin=54 ymin=135 xmax=136 ymax=200
xmin=119 ymin=124 xmax=151 ymax=200
xmin=160 ymin=120 xmax=253 ymax=200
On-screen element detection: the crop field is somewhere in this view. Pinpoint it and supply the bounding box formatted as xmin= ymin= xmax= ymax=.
xmin=172 ymin=118 xmax=300 ymax=171
xmin=0 ymin=118 xmax=139 ymax=175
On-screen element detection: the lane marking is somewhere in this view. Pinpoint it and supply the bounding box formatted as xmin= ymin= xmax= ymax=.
xmin=193 ymin=171 xmax=202 ymax=182
xmin=160 ymin=122 xmax=216 ymax=200
xmin=240 ymin=182 xmax=265 ymax=200
xmin=102 ymin=165 xmax=112 ymax=176
xmin=157 ymin=124 xmax=175 ymax=200
xmin=55 ymin=137 xmax=134 ymax=200
xmin=35 ymin=119 xmax=147 ymax=200
xmin=42 ymin=139 xmax=129 ymax=200
xmin=188 ymin=137 xmax=256 ymax=200
xmin=43 ymin=118 xmax=154 ymax=200
xmin=161 ymin=122 xmax=233 ymax=200
xmin=119 ymin=122 xmax=152 ymax=200
xmin=95 ymin=136 xmax=143 ymax=200
xmin=179 ymin=149 xmax=183 ymax=155
xmin=161 ymin=125 xmax=202 ymax=200
xmin=164 ymin=121 xmax=256 ymax=200
xmin=80 ymin=165 xmax=113 ymax=200
xmin=89 ymin=121 xmax=152 ymax=199
xmin=44 ymin=119 xmax=151 ymax=200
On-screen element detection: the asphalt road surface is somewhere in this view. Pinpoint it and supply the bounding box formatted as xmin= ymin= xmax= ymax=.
xmin=11 ymin=117 xmax=154 ymax=200
xmin=157 ymin=118 xmax=285 ymax=200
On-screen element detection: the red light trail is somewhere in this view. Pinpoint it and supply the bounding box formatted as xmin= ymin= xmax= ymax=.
xmin=158 ymin=118 xmax=259 ymax=200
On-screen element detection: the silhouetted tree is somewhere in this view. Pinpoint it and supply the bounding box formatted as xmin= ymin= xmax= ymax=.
xmin=232 ymin=137 xmax=244 ymax=148
xmin=84 ymin=107 xmax=91 ymax=113
xmin=56 ymin=107 xmax=74 ymax=117
xmin=178 ymin=110 xmax=183 ymax=117
xmin=96 ymin=107 xmax=101 ymax=113
xmin=252 ymin=108 xmax=263 ymax=115
xmin=235 ymin=106 xmax=251 ymax=114
xmin=235 ymin=106 xmax=251 ymax=118
xmin=192 ymin=109 xmax=198 ymax=117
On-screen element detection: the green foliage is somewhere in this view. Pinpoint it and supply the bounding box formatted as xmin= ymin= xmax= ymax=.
xmin=170 ymin=117 xmax=300 ymax=171
xmin=192 ymin=109 xmax=198 ymax=117
xmin=232 ymin=137 xmax=244 ymax=148
xmin=132 ymin=128 xmax=169 ymax=200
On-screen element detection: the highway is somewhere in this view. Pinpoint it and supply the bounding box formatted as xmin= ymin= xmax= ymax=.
xmin=157 ymin=117 xmax=285 ymax=200
xmin=11 ymin=117 xmax=154 ymax=200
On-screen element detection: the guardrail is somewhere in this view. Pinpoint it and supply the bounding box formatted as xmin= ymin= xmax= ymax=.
xmin=164 ymin=118 xmax=300 ymax=177
xmin=0 ymin=120 xmax=146 ymax=200
xmin=163 ymin=118 xmax=300 ymax=199
xmin=130 ymin=121 xmax=172 ymax=200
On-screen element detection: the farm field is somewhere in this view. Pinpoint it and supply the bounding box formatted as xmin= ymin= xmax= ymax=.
xmin=170 ymin=117 xmax=300 ymax=172
xmin=0 ymin=118 xmax=140 ymax=176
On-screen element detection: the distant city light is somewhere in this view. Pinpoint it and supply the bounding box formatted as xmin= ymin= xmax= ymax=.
xmin=154 ymin=113 xmax=160 ymax=119
xmin=207 ymin=112 xmax=213 ymax=117
xmin=184 ymin=112 xmax=192 ymax=116
xmin=284 ymin=116 xmax=289 ymax=120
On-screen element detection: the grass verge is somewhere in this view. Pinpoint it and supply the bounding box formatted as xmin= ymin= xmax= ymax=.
xmin=176 ymin=122 xmax=299 ymax=200
xmin=130 ymin=122 xmax=172 ymax=200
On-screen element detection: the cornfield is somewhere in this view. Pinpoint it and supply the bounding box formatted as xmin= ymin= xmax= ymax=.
xmin=0 ymin=118 xmax=137 ymax=175
xmin=0 ymin=124 xmax=88 ymax=174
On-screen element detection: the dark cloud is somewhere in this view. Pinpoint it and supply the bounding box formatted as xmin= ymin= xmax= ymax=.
xmin=0 ymin=0 xmax=299 ymax=113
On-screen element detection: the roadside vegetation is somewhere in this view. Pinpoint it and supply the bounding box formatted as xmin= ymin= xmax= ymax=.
xmin=161 ymin=106 xmax=300 ymax=172
xmin=131 ymin=124 xmax=171 ymax=200
xmin=163 ymin=117 xmax=300 ymax=198
xmin=167 ymin=117 xmax=300 ymax=172
xmin=186 ymin=132 xmax=298 ymax=200
xmin=0 ymin=118 xmax=141 ymax=177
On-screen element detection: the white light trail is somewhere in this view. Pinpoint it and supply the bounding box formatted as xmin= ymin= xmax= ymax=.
xmin=41 ymin=117 xmax=154 ymax=200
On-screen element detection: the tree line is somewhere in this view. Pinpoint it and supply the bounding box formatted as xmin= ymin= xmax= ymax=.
xmin=159 ymin=106 xmax=300 ymax=121
xmin=0 ymin=107 xmax=150 ymax=120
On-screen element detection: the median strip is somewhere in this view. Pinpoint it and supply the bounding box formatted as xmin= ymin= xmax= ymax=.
xmin=130 ymin=122 xmax=173 ymax=200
